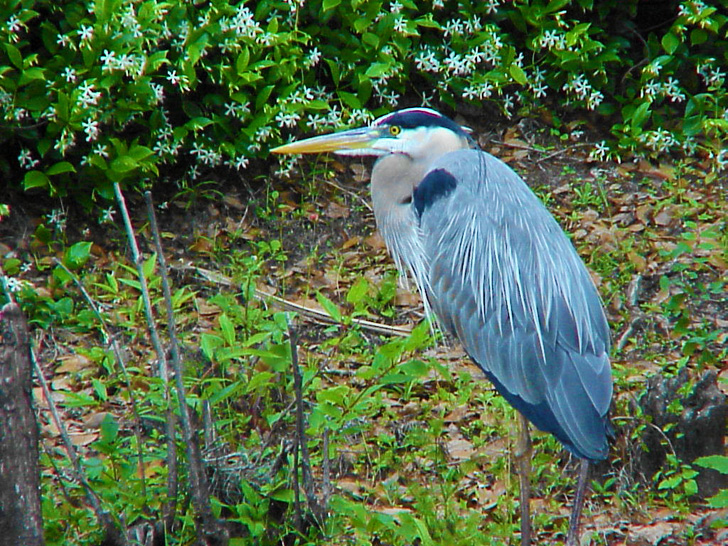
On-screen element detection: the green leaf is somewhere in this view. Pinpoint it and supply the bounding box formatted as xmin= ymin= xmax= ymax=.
xmin=323 ymin=0 xmax=341 ymax=11
xmin=365 ymin=62 xmax=391 ymax=79
xmin=707 ymin=489 xmax=728 ymax=509
xmin=509 ymin=64 xmax=528 ymax=85
xmin=99 ymin=414 xmax=119 ymax=444
xmin=630 ymin=102 xmax=651 ymax=128
xmin=201 ymin=333 xmax=224 ymax=361
xmin=64 ymin=241 xmax=93 ymax=270
xmin=346 ymin=277 xmax=369 ymax=305
xmin=128 ymin=144 xmax=153 ymax=162
xmin=316 ymin=292 xmax=342 ymax=323
xmin=185 ymin=117 xmax=213 ymax=131
xmin=236 ymin=49 xmax=250 ymax=73
xmin=5 ymin=43 xmax=23 ymax=69
xmin=23 ymin=170 xmax=50 ymax=190
xmin=269 ymin=487 xmax=294 ymax=503
xmin=255 ymin=85 xmax=274 ymax=110
xmin=19 ymin=67 xmax=46 ymax=86
xmin=661 ymin=32 xmax=679 ymax=55
xmin=690 ymin=28 xmax=707 ymax=46
xmin=46 ymin=161 xmax=76 ymax=176
xmin=111 ymin=155 xmax=139 ymax=173
xmin=219 ymin=313 xmax=236 ymax=346
xmin=142 ymin=253 xmax=156 ymax=279
xmin=338 ymin=91 xmax=361 ymax=109
xmin=694 ymin=455 xmax=728 ymax=474
xmin=245 ymin=371 xmax=274 ymax=394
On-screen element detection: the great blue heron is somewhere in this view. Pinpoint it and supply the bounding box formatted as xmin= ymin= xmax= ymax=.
xmin=272 ymin=107 xmax=613 ymax=546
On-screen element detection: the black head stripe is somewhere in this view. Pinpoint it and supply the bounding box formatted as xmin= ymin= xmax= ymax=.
xmin=376 ymin=108 xmax=469 ymax=138
xmin=413 ymin=168 xmax=458 ymax=217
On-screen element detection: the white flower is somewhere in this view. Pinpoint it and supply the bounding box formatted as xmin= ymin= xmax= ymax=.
xmin=93 ymin=143 xmax=109 ymax=157
xmin=18 ymin=148 xmax=39 ymax=168
xmin=662 ymin=77 xmax=685 ymax=103
xmin=5 ymin=277 xmax=24 ymax=293
xmin=462 ymin=86 xmax=478 ymax=101
xmin=62 ymin=67 xmax=77 ymax=83
xmin=167 ymin=70 xmax=181 ymax=85
xmin=349 ymin=109 xmax=373 ymax=125
xmin=640 ymin=80 xmax=661 ymax=100
xmin=100 ymin=49 xmax=116 ymax=72
xmin=306 ymin=113 xmax=326 ymax=130
xmin=232 ymin=155 xmax=249 ymax=170
xmin=393 ymin=17 xmax=407 ymax=34
xmin=590 ymin=141 xmax=609 ymax=161
xmin=587 ymin=90 xmax=604 ymax=110
xmin=78 ymin=24 xmax=94 ymax=42
xmin=78 ymin=81 xmax=101 ymax=108
xmin=306 ymin=47 xmax=321 ymax=68
xmin=275 ymin=110 xmax=301 ymax=128
xmin=100 ymin=207 xmax=115 ymax=223
xmin=390 ymin=0 xmax=403 ymax=13
xmin=151 ymin=83 xmax=165 ymax=103
xmin=47 ymin=209 xmax=66 ymax=229
xmin=56 ymin=34 xmax=73 ymax=48
xmin=7 ymin=14 xmax=22 ymax=33
xmin=532 ymin=81 xmax=548 ymax=98
xmin=82 ymin=119 xmax=99 ymax=141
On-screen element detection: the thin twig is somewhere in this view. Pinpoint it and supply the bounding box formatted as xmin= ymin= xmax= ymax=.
xmin=535 ymin=142 xmax=594 ymax=164
xmin=188 ymin=265 xmax=413 ymax=337
xmin=322 ymin=427 xmax=331 ymax=516
xmin=144 ymin=191 xmax=180 ymax=528
xmin=321 ymin=178 xmax=373 ymax=212
xmin=288 ymin=318 xmax=323 ymax=524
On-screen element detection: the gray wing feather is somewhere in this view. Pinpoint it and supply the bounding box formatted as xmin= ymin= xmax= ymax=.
xmin=420 ymin=149 xmax=612 ymax=460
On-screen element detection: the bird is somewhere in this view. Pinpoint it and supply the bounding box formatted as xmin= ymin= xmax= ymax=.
xmin=272 ymin=107 xmax=613 ymax=546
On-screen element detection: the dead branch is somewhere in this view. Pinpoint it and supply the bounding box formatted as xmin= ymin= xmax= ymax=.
xmin=139 ymin=189 xmax=228 ymax=546
xmin=185 ymin=265 xmax=412 ymax=337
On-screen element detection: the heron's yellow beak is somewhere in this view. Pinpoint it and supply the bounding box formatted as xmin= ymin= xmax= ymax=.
xmin=271 ymin=127 xmax=382 ymax=155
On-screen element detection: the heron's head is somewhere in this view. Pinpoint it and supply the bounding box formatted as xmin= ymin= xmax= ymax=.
xmin=271 ymin=108 xmax=472 ymax=161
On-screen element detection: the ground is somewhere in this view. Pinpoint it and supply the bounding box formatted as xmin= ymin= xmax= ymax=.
xmin=1 ymin=113 xmax=726 ymax=545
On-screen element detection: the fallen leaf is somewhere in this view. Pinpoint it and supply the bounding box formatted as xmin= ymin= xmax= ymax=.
xmin=56 ymin=354 xmax=93 ymax=374
xmin=83 ymin=412 xmax=113 ymax=429
xmin=69 ymin=432 xmax=99 ymax=446
xmin=325 ymin=201 xmax=349 ymax=219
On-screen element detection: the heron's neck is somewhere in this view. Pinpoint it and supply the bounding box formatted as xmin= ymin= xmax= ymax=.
xmin=371 ymin=154 xmax=424 ymax=223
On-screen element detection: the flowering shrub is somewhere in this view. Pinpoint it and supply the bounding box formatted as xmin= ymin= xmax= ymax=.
xmin=1 ymin=0 xmax=725 ymax=208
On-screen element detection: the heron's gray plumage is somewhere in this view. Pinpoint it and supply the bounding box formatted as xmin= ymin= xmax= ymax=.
xmin=389 ymin=149 xmax=612 ymax=460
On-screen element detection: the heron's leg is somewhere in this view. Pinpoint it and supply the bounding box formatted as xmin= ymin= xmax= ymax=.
xmin=565 ymin=458 xmax=591 ymax=546
xmin=515 ymin=413 xmax=532 ymax=546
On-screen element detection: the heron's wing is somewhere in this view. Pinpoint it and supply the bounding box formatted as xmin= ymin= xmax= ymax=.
xmin=416 ymin=150 xmax=612 ymax=460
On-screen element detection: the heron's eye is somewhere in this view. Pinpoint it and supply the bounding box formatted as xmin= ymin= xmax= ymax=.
xmin=389 ymin=125 xmax=401 ymax=137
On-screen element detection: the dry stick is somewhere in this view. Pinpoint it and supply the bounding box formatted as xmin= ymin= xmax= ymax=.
xmin=54 ymin=258 xmax=149 ymax=502
xmin=31 ymin=345 xmax=128 ymax=546
xmin=143 ymin=192 xmax=181 ymax=529
xmin=187 ymin=265 xmax=412 ymax=337
xmin=287 ymin=320 xmax=323 ymax=524
xmin=322 ymin=428 xmax=331 ymax=516
xmin=138 ymin=190 xmax=227 ymax=546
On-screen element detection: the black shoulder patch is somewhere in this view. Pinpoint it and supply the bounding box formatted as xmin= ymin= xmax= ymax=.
xmin=413 ymin=169 xmax=458 ymax=217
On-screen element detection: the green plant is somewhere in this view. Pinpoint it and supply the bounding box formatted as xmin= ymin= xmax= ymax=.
xmin=3 ymin=0 xmax=726 ymax=208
